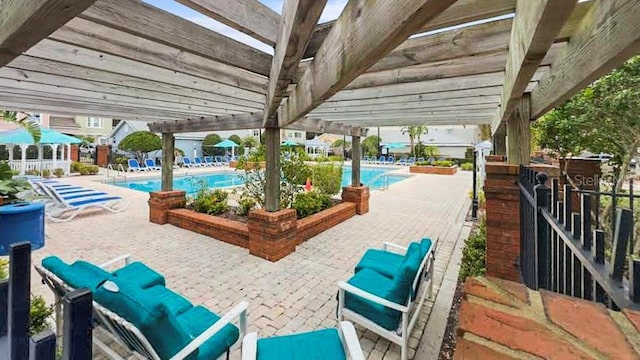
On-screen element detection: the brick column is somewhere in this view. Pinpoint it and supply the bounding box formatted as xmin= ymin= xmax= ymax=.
xmin=341 ymin=186 xmax=370 ymax=215
xmin=148 ymin=191 xmax=186 ymax=224
xmin=248 ymin=209 xmax=297 ymax=262
xmin=96 ymin=145 xmax=111 ymax=167
xmin=70 ymin=145 xmax=79 ymax=162
xmin=485 ymin=155 xmax=506 ymax=163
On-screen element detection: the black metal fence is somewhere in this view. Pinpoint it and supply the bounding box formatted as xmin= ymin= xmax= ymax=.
xmin=0 ymin=242 xmax=93 ymax=359
xmin=519 ymin=167 xmax=640 ymax=310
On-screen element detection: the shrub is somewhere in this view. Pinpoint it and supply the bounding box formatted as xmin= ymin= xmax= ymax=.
xmin=292 ymin=192 xmax=332 ymax=219
xmin=41 ymin=169 xmax=51 ymax=178
xmin=77 ymin=164 xmax=99 ymax=175
xmin=236 ymin=195 xmax=256 ymax=216
xmin=312 ymin=163 xmax=343 ymax=195
xmin=71 ymin=161 xmax=82 ymax=173
xmin=468 ymin=190 xmax=486 ymax=207
xmin=460 ymin=163 xmax=474 ymax=171
xmin=25 ymin=169 xmax=41 ymax=176
xmin=459 ymin=215 xmax=486 ymax=281
xmin=433 ymin=160 xmax=454 ymax=167
xmin=119 ymin=131 xmax=162 ymax=163
xmin=53 ymin=168 xmax=65 ymax=178
xmin=194 ymin=188 xmax=229 ymax=215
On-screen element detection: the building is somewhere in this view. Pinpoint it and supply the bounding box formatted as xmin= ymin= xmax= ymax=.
xmin=368 ymin=125 xmax=479 ymax=159
xmin=5 ymin=113 xmax=115 ymax=144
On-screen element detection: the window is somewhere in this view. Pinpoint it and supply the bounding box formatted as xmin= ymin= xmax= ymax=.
xmin=252 ymin=129 xmax=260 ymax=137
xmin=294 ymin=132 xmax=302 ymax=139
xmin=87 ymin=117 xmax=103 ymax=128
xmin=98 ymin=137 xmax=109 ymax=145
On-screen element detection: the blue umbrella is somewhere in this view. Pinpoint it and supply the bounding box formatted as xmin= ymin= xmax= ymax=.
xmin=0 ymin=127 xmax=82 ymax=144
xmin=383 ymin=142 xmax=406 ymax=149
xmin=214 ymin=139 xmax=239 ymax=157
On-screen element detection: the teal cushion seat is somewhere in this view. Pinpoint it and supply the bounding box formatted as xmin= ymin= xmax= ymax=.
xmin=113 ymin=262 xmax=165 ymax=289
xmin=177 ymin=306 xmax=240 ymax=360
xmin=42 ymin=256 xmax=111 ymax=291
xmin=256 ymin=328 xmax=346 ymax=360
xmin=420 ymin=238 xmax=433 ymax=257
xmin=387 ymin=243 xmax=422 ymax=304
xmin=345 ymin=268 xmax=402 ymax=331
xmin=354 ymin=249 xmax=404 ymax=278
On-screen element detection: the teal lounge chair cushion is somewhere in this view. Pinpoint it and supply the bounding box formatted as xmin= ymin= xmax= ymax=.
xmin=177 ymin=305 xmax=240 ymax=360
xmin=256 ymin=328 xmax=346 ymax=360
xmin=420 ymin=238 xmax=433 ymax=256
xmin=387 ymin=243 xmax=422 ymax=304
xmin=354 ymin=249 xmax=404 ymax=278
xmin=42 ymin=256 xmax=111 ymax=291
xmin=345 ymin=268 xmax=401 ymax=331
xmin=113 ymin=262 xmax=165 ymax=289
xmin=93 ymin=279 xmax=194 ymax=360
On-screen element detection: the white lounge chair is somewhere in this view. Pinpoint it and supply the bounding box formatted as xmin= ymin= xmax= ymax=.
xmin=42 ymin=183 xmax=128 ymax=222
xmin=144 ymin=159 xmax=161 ymax=171
xmin=127 ymin=159 xmax=147 ymax=172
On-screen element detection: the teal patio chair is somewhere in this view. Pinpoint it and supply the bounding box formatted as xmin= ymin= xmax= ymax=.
xmin=35 ymin=254 xmax=248 ymax=360
xmin=241 ymin=322 xmax=364 ymax=360
xmin=337 ymin=238 xmax=436 ymax=360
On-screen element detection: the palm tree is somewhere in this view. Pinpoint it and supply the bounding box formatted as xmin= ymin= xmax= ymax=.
xmin=414 ymin=125 xmax=428 ymax=156
xmin=1 ymin=111 xmax=41 ymax=142
xmin=401 ymin=126 xmax=416 ymax=156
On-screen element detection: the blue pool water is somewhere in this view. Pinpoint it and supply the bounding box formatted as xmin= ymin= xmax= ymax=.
xmin=113 ymin=166 xmax=407 ymax=194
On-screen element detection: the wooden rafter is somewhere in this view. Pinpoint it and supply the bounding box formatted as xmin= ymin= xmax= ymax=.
xmin=0 ymin=0 xmax=98 ymax=67
xmin=278 ymin=0 xmax=459 ymax=127
xmin=311 ymin=100 xmax=498 ymax=115
xmin=176 ymin=0 xmax=280 ymax=46
xmin=531 ymin=0 xmax=640 ymax=119
xmin=286 ymin=118 xmax=367 ymax=137
xmin=490 ymin=0 xmax=578 ymax=133
xmin=148 ymin=113 xmax=264 ymax=133
xmin=80 ymin=0 xmax=272 ymax=76
xmin=263 ymin=0 xmax=327 ymax=125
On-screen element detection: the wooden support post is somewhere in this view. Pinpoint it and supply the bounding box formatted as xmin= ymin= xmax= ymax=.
xmin=492 ymin=129 xmax=506 ymax=156
xmin=8 ymin=242 xmax=30 ymax=360
xmin=61 ymin=289 xmax=92 ymax=360
xmin=351 ymin=136 xmax=361 ymax=186
xmin=161 ymin=133 xmax=174 ymax=192
xmin=264 ymin=127 xmax=281 ymax=212
xmin=507 ymin=95 xmax=531 ymax=165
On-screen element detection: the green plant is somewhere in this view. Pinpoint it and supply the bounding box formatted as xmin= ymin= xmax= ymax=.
xmin=118 ymin=131 xmax=162 ymax=164
xmin=77 ymin=164 xmax=99 ymax=175
xmin=362 ymin=135 xmax=382 ymax=158
xmin=29 ymin=295 xmax=54 ymax=335
xmin=53 ymin=168 xmax=64 ymax=178
xmin=24 ymin=169 xmax=41 ymax=176
xmin=41 ymin=169 xmax=51 ymax=178
xmin=70 ymin=161 xmax=82 ymax=173
xmin=1 ymin=111 xmax=41 ymax=142
xmin=460 ymin=163 xmax=474 ymax=171
xmin=312 ymin=163 xmax=343 ymax=195
xmin=459 ymin=215 xmax=487 ymax=281
xmin=292 ymin=192 xmax=332 ymax=218
xmin=236 ymin=194 xmax=256 ymax=216
xmin=202 ymin=133 xmax=224 ymax=156
xmin=468 ymin=190 xmax=486 ymax=207
xmin=433 ymin=160 xmax=454 ymax=167
xmin=194 ymin=188 xmax=229 ymax=215
xmin=0 ymin=161 xmax=31 ymax=204
xmin=423 ymin=145 xmax=440 ymax=159
xmin=0 ymin=259 xmax=7 ymax=280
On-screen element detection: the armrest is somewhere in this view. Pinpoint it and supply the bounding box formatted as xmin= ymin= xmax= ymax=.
xmin=98 ymin=254 xmax=131 ymax=269
xmin=337 ymin=281 xmax=408 ymax=313
xmin=339 ymin=322 xmax=365 ymax=360
xmin=170 ymin=300 xmax=249 ymax=360
xmin=241 ymin=332 xmax=258 ymax=360
xmin=382 ymin=242 xmax=407 ymax=253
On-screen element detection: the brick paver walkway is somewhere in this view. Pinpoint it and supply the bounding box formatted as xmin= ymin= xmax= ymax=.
xmin=31 ymin=167 xmax=472 ymax=359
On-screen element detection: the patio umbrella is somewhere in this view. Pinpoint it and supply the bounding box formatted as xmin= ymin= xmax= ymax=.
xmin=382 ymin=142 xmax=406 ymax=149
xmin=214 ymin=139 xmax=239 ymax=158
xmin=281 ymin=140 xmax=299 ymax=147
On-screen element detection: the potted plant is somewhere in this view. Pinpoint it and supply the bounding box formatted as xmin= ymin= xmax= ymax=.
xmin=0 ymin=161 xmax=31 ymax=206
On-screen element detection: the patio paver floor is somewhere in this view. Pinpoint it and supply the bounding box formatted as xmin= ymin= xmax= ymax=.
xmin=30 ymin=167 xmax=472 ymax=359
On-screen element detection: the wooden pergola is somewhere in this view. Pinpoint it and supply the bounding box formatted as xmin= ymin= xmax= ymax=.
xmin=2 ymin=0 xmax=639 ymax=211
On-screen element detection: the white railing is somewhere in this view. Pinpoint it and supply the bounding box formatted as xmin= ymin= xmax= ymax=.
xmin=9 ymin=159 xmax=71 ymax=174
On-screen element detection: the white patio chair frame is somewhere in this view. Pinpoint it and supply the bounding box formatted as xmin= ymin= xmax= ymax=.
xmin=34 ymin=254 xmax=249 ymax=360
xmin=241 ymin=321 xmax=365 ymax=360
xmin=40 ymin=182 xmax=129 ymax=223
xmin=337 ymin=240 xmax=437 ymax=360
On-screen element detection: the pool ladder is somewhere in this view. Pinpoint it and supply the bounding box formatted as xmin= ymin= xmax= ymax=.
xmin=105 ymin=164 xmax=127 ymax=184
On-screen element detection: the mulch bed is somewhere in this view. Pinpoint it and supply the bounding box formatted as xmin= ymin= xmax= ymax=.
xmin=215 ymin=207 xmax=249 ymax=223
xmin=437 ymin=280 xmax=464 ymax=359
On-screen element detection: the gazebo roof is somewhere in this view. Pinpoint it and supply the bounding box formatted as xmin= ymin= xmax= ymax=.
xmin=0 ymin=127 xmax=82 ymax=145
xmin=305 ymin=137 xmax=329 ymax=147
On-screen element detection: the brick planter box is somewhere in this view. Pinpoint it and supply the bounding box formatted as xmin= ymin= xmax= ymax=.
xmin=230 ymin=161 xmax=265 ymax=170
xmin=166 ymin=208 xmax=249 ymax=248
xmin=410 ymin=165 xmax=457 ymax=175
xmin=297 ymin=202 xmax=356 ymax=245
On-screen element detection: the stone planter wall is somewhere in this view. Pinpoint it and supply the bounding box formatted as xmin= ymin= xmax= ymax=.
xmin=410 ymin=165 xmax=458 ymax=175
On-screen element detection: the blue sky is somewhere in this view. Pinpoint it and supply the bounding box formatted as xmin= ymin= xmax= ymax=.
xmin=143 ymin=0 xmax=348 ymax=54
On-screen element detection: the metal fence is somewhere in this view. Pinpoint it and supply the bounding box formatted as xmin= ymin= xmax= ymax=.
xmin=519 ymin=167 xmax=640 ymax=310
xmin=0 ymin=242 xmax=93 ymax=360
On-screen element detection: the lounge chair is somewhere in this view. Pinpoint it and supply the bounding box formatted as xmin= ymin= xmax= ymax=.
xmin=376 ymin=156 xmax=386 ymax=165
xmin=242 ymin=322 xmax=364 ymax=360
xmin=182 ymin=157 xmax=196 ymax=168
xmin=397 ymin=157 xmax=407 ymax=166
xmin=127 ymin=159 xmax=147 ymax=172
xmin=337 ymin=238 xmax=437 ymax=360
xmin=215 ymin=155 xmax=228 ymax=166
xmin=386 ymin=156 xmax=395 ymax=165
xmin=204 ymin=156 xmax=218 ymax=167
xmin=362 ymin=156 xmax=370 ymax=164
xmin=35 ymin=254 xmax=248 ymax=360
xmin=194 ymin=157 xmax=206 ymax=167
xmin=144 ymin=159 xmax=161 ymax=171
xmin=41 ymin=183 xmax=128 ymax=222
xmin=407 ymin=157 xmax=416 ymax=165
xmin=417 ymin=157 xmax=425 ymax=163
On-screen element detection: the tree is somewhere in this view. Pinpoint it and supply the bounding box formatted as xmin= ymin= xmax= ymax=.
xmin=331 ymin=139 xmax=351 ymax=149
xmin=202 ymin=133 xmax=224 ymax=156
xmin=1 ymin=111 xmax=41 ymax=142
xmin=242 ymin=136 xmax=258 ymax=149
xmin=229 ymin=134 xmax=242 ymax=146
xmin=401 ymin=125 xmax=428 ymax=156
xmin=362 ymin=135 xmax=381 ymax=157
xmin=477 ymin=124 xmax=491 ymax=141
xmin=118 ymin=131 xmax=161 ymax=163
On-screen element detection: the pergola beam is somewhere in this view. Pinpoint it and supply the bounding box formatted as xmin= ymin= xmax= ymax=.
xmin=80 ymin=0 xmax=272 ymax=76
xmin=0 ymin=0 xmax=97 ymax=67
xmin=277 ymin=0 xmax=458 ymax=127
xmin=531 ymin=0 xmax=640 ymax=119
xmin=263 ymin=0 xmax=327 ymax=125
xmin=176 ymin=0 xmax=280 ymax=46
xmin=148 ymin=113 xmax=264 ymax=133
xmin=491 ymin=0 xmax=577 ymax=134
xmin=286 ymin=118 xmax=367 ymax=137
xmin=313 ymin=97 xmax=500 ymax=114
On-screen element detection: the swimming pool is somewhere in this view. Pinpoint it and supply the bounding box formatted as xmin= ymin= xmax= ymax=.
xmin=113 ymin=166 xmax=408 ymax=194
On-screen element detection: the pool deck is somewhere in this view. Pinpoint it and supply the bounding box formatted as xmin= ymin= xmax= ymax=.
xmin=30 ymin=166 xmax=472 ymax=359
